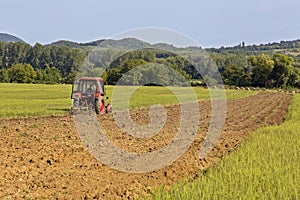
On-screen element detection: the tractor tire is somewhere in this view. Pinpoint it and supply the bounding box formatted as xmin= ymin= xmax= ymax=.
xmin=95 ymin=98 xmax=105 ymax=114
xmin=73 ymin=99 xmax=79 ymax=107
xmin=100 ymin=99 xmax=105 ymax=114
xmin=95 ymin=99 xmax=100 ymax=114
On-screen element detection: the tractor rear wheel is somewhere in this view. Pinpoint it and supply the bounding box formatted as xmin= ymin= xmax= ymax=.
xmin=95 ymin=98 xmax=105 ymax=114
xmin=95 ymin=99 xmax=100 ymax=114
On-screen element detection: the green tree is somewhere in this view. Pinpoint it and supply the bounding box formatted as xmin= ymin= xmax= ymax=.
xmin=0 ymin=68 xmax=9 ymax=82
xmin=44 ymin=66 xmax=62 ymax=84
xmin=81 ymin=68 xmax=106 ymax=77
xmin=35 ymin=66 xmax=62 ymax=84
xmin=0 ymin=42 xmax=6 ymax=67
xmin=106 ymin=69 xmax=123 ymax=85
xmin=121 ymin=59 xmax=148 ymax=72
xmin=64 ymin=71 xmax=78 ymax=84
xmin=7 ymin=63 xmax=36 ymax=83
xmin=139 ymin=63 xmax=168 ymax=86
xmin=222 ymin=64 xmax=249 ymax=86
xmin=35 ymin=69 xmax=46 ymax=83
xmin=287 ymin=67 xmax=300 ymax=87
xmin=248 ymin=54 xmax=274 ymax=87
xmin=27 ymin=43 xmax=43 ymax=69
xmin=271 ymin=54 xmax=293 ymax=87
xmin=106 ymin=59 xmax=148 ymax=85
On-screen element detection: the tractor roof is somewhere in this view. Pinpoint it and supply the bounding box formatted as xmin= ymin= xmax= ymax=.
xmin=79 ymin=77 xmax=104 ymax=82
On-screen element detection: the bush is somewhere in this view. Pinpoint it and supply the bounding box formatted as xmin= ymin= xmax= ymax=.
xmin=7 ymin=63 xmax=36 ymax=83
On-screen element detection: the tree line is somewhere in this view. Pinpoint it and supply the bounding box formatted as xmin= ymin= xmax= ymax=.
xmin=213 ymin=53 xmax=300 ymax=88
xmin=93 ymin=48 xmax=300 ymax=88
xmin=0 ymin=41 xmax=299 ymax=88
xmin=0 ymin=42 xmax=84 ymax=83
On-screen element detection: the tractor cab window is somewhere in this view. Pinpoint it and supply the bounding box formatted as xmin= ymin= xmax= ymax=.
xmin=87 ymin=82 xmax=96 ymax=92
xmin=75 ymin=80 xmax=97 ymax=93
xmin=72 ymin=80 xmax=79 ymax=92
xmin=97 ymin=81 xmax=104 ymax=94
xmin=73 ymin=79 xmax=104 ymax=94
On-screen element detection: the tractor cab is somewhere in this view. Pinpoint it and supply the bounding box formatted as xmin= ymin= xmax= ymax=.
xmin=72 ymin=77 xmax=104 ymax=97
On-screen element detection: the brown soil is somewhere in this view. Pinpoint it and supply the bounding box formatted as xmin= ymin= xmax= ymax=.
xmin=0 ymin=92 xmax=292 ymax=199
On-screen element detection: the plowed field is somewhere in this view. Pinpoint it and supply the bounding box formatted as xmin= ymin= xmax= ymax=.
xmin=0 ymin=92 xmax=292 ymax=199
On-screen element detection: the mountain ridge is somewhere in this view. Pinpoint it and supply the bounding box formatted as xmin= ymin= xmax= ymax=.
xmin=0 ymin=33 xmax=26 ymax=43
xmin=1 ymin=32 xmax=300 ymax=52
xmin=47 ymin=37 xmax=300 ymax=53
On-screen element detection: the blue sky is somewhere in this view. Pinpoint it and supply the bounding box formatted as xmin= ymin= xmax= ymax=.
xmin=1 ymin=0 xmax=300 ymax=48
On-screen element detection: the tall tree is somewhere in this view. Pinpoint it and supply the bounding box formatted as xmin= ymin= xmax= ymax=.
xmin=248 ymin=54 xmax=274 ymax=87
xmin=271 ymin=54 xmax=293 ymax=87
xmin=27 ymin=43 xmax=44 ymax=69
xmin=287 ymin=67 xmax=300 ymax=87
xmin=222 ymin=64 xmax=249 ymax=86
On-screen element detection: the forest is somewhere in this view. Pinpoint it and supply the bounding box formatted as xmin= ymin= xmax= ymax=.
xmin=0 ymin=40 xmax=299 ymax=88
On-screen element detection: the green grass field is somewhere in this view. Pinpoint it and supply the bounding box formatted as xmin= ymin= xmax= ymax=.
xmin=0 ymin=83 xmax=256 ymax=118
xmin=150 ymin=94 xmax=300 ymax=200
xmin=0 ymin=83 xmax=72 ymax=117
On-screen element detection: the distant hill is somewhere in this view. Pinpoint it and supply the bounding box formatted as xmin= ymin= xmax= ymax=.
xmin=207 ymin=39 xmax=300 ymax=55
xmin=0 ymin=33 xmax=26 ymax=43
xmin=48 ymin=38 xmax=152 ymax=49
xmin=83 ymin=39 xmax=106 ymax=46
xmin=2 ymin=32 xmax=300 ymax=54
xmin=97 ymin=38 xmax=152 ymax=49
xmin=48 ymin=40 xmax=83 ymax=48
xmin=48 ymin=36 xmax=300 ymax=58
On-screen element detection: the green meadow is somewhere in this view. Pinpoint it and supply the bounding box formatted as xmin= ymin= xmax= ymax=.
xmin=0 ymin=83 xmax=256 ymax=118
xmin=0 ymin=83 xmax=72 ymax=117
xmin=150 ymin=94 xmax=300 ymax=200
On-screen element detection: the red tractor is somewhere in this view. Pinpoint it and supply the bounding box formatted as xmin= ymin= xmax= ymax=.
xmin=71 ymin=77 xmax=111 ymax=114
